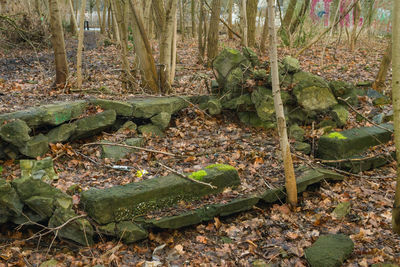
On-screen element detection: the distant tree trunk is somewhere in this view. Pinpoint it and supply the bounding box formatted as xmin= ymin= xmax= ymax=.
xmin=268 ymin=0 xmax=297 ymax=207
xmin=246 ymin=0 xmax=258 ymax=47
xmin=76 ymin=0 xmax=87 ymax=88
xmin=101 ymin=0 xmax=107 ymax=34
xmin=392 ymin=0 xmax=400 ymax=235
xmin=107 ymin=1 xmax=112 ymax=36
xmin=110 ymin=1 xmax=120 ymax=42
xmin=179 ymin=0 xmax=185 ymax=40
xmin=372 ymin=41 xmax=392 ymax=92
xmin=207 ymin=0 xmax=221 ymax=66
xmin=227 ymin=0 xmax=233 ymax=39
xmin=241 ymin=0 xmax=248 ymax=46
xmin=48 ymin=0 xmax=69 ymax=86
xmin=191 ymin=0 xmax=196 ymax=38
xmin=143 ymin=1 xmax=152 ymax=36
xmin=260 ymin=7 xmax=268 ymax=53
xmin=198 ymin=0 xmax=206 ymax=63
xmin=113 ymin=0 xmax=134 ymax=89
xmin=350 ymin=1 xmax=361 ymax=51
xmin=129 ymin=0 xmax=159 ymax=93
xmin=289 ymin=0 xmax=309 ymax=34
xmin=282 ymin=0 xmax=296 ymax=29
xmin=171 ymin=7 xmax=178 ymax=83
xmin=95 ymin=0 xmax=102 ymax=31
xmin=68 ymin=0 xmax=78 ymax=35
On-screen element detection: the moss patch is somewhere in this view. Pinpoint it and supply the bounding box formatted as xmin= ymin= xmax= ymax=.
xmin=327 ymin=132 xmax=347 ymax=140
xmin=205 ymin=164 xmax=236 ymax=171
xmin=188 ymin=170 xmax=208 ymax=181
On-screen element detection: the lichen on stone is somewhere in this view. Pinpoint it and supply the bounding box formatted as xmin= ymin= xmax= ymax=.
xmin=188 ymin=170 xmax=208 ymax=181
xmin=327 ymin=132 xmax=347 ymax=140
xmin=205 ymin=164 xmax=236 ymax=171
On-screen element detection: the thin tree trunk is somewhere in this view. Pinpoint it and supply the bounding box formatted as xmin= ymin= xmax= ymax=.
xmin=110 ymin=0 xmax=120 ymax=42
xmin=241 ymin=0 xmax=248 ymax=47
xmin=289 ymin=0 xmax=310 ymax=34
xmin=392 ymin=0 xmax=400 ymax=235
xmin=260 ymin=7 xmax=268 ymax=53
xmin=372 ymin=40 xmax=392 ymax=92
xmin=198 ymin=0 xmax=205 ymax=63
xmin=48 ymin=0 xmax=69 ymax=86
xmin=101 ymin=0 xmax=107 ymax=34
xmin=68 ymin=0 xmax=78 ymax=35
xmin=129 ymin=0 xmax=159 ymax=93
xmin=227 ymin=0 xmax=233 ymax=39
xmin=350 ymin=1 xmax=361 ymax=51
xmin=171 ymin=6 xmax=177 ymax=83
xmin=191 ymin=0 xmax=196 ymax=38
xmin=179 ymin=0 xmax=185 ymax=40
xmin=95 ymin=0 xmax=102 ymax=31
xmin=207 ymin=0 xmax=221 ymax=66
xmin=76 ymin=0 xmax=87 ymax=88
xmin=282 ymin=0 xmax=296 ymax=30
xmin=246 ymin=0 xmax=258 ymax=47
xmin=143 ymin=0 xmax=152 ymax=35
xmin=268 ymin=0 xmax=297 ymax=207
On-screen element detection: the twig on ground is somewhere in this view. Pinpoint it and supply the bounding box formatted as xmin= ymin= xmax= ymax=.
xmin=158 ymin=162 xmax=217 ymax=189
xmin=83 ymin=142 xmax=176 ymax=157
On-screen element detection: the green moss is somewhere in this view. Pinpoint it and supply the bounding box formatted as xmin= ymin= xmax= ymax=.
xmin=327 ymin=132 xmax=347 ymax=140
xmin=205 ymin=164 xmax=236 ymax=171
xmin=188 ymin=170 xmax=208 ymax=181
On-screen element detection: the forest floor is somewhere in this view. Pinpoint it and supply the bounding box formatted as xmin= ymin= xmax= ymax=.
xmin=0 ymin=33 xmax=400 ymax=266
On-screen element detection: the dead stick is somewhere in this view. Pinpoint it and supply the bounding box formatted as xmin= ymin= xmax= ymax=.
xmin=318 ymin=152 xmax=394 ymax=163
xmin=337 ymin=97 xmax=394 ymax=133
xmin=204 ymin=1 xmax=242 ymax=39
xmin=83 ymin=142 xmax=176 ymax=157
xmin=158 ymin=162 xmax=217 ymax=189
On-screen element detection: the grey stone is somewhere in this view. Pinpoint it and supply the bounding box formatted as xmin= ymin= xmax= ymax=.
xmin=289 ymin=124 xmax=305 ymax=141
xmin=332 ymin=202 xmax=351 ymax=219
xmin=222 ymin=94 xmax=253 ymax=111
xmin=117 ymin=121 xmax=137 ymax=133
xmin=294 ymin=141 xmax=311 ymax=154
xmin=242 ymin=47 xmax=260 ymax=66
xmin=71 ymin=110 xmax=116 ymax=140
xmin=0 ymin=179 xmax=24 ymax=221
xmin=207 ymin=99 xmax=222 ymax=115
xmin=329 ymin=81 xmax=358 ymax=105
xmin=282 ymin=56 xmax=300 ymax=73
xmin=46 ymin=123 xmax=77 ymax=143
xmin=238 ymin=112 xmax=276 ymax=129
xmin=138 ymin=124 xmax=164 ymax=137
xmin=251 ymin=87 xmax=275 ymax=121
xmin=331 ymin=105 xmax=349 ymax=127
xmin=101 ymin=138 xmax=144 ymax=160
xmin=39 ymin=259 xmax=59 ymax=267
xmin=0 ymin=119 xmax=31 ymax=147
xmin=115 ymin=221 xmax=148 ymax=243
xmin=317 ymin=123 xmax=393 ymax=159
xmin=305 ymin=234 xmax=354 ymax=267
xmin=293 ymin=72 xmax=337 ymax=111
xmin=49 ymin=207 xmax=94 ymax=245
xmin=252 ymin=69 xmax=267 ymax=80
xmin=19 ymin=134 xmax=49 ymax=158
xmin=151 ymin=112 xmax=171 ymax=129
xmin=20 ymin=157 xmax=58 ymax=181
xmin=81 ymin=164 xmax=240 ymax=224
xmin=89 ymin=99 xmax=133 ymax=116
xmin=129 ymin=97 xmax=188 ymax=119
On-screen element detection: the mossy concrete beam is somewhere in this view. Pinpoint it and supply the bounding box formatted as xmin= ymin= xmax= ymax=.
xmin=81 ymin=165 xmax=240 ymax=225
xmin=317 ymin=123 xmax=394 ymax=159
xmin=128 ymin=97 xmax=188 ymax=118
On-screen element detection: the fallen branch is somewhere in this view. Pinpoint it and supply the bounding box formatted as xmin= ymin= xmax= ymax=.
xmin=158 ymin=162 xmax=217 ymax=189
xmin=337 ymin=97 xmax=394 ymax=133
xmin=83 ymin=142 xmax=176 ymax=157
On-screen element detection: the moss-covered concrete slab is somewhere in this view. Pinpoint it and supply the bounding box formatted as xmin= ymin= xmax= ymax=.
xmin=18 ymin=134 xmax=49 ymax=158
xmin=81 ymin=164 xmax=240 ymax=224
xmin=0 ymin=179 xmax=24 ymax=222
xmin=0 ymin=119 xmax=31 ymax=147
xmin=70 ymin=110 xmax=116 ymax=140
xmin=305 ymin=234 xmax=354 ymax=267
xmin=129 ymin=97 xmax=188 ymax=118
xmin=46 ymin=123 xmax=77 ymax=143
xmin=89 ymin=99 xmax=133 ymax=116
xmin=115 ymin=221 xmax=148 ymax=243
xmin=20 ymin=157 xmax=58 ymax=181
xmin=317 ymin=124 xmax=394 ymax=159
xmin=326 ymin=152 xmax=395 ymax=173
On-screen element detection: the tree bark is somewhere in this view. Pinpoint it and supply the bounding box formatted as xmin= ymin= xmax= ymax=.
xmin=260 ymin=7 xmax=268 ymax=53
xmin=95 ymin=0 xmax=102 ymax=32
xmin=76 ymin=0 xmax=86 ymax=88
xmin=191 ymin=0 xmax=196 ymax=38
xmin=372 ymin=40 xmax=392 ymax=92
xmin=48 ymin=0 xmax=69 ymax=86
xmin=392 ymin=0 xmax=400 ymax=235
xmin=289 ymin=0 xmax=309 ymax=34
xmin=207 ymin=0 xmax=221 ymax=66
xmin=198 ymin=0 xmax=206 ymax=63
xmin=129 ymin=0 xmax=159 ymax=93
xmin=350 ymin=1 xmax=361 ymax=51
xmin=246 ymin=0 xmax=258 ymax=47
xmin=179 ymin=0 xmax=185 ymax=40
xmin=110 ymin=0 xmax=120 ymax=42
xmin=68 ymin=0 xmax=78 ymax=35
xmin=101 ymin=0 xmax=107 ymax=34
xmin=268 ymin=0 xmax=297 ymax=207
xmin=241 ymin=0 xmax=248 ymax=47
xmin=281 ymin=0 xmax=296 ymax=30
xmin=227 ymin=0 xmax=233 ymax=39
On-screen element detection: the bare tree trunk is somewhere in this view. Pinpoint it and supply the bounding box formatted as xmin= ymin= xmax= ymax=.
xmin=246 ymin=0 xmax=258 ymax=47
xmin=95 ymin=0 xmax=102 ymax=31
xmin=68 ymin=0 xmax=78 ymax=35
xmin=101 ymin=0 xmax=107 ymax=34
xmin=207 ymin=0 xmax=221 ymax=66
xmin=350 ymin=1 xmax=361 ymax=51
xmin=143 ymin=0 xmax=152 ymax=36
xmin=282 ymin=0 xmax=296 ymax=29
xmin=289 ymin=0 xmax=309 ymax=34
xmin=48 ymin=0 xmax=69 ymax=86
xmin=191 ymin=0 xmax=196 ymax=38
xmin=179 ymin=0 xmax=185 ymax=40
xmin=260 ymin=7 xmax=268 ymax=53
xmin=171 ymin=6 xmax=178 ymax=83
xmin=268 ymin=0 xmax=297 ymax=207
xmin=110 ymin=0 xmax=120 ymax=42
xmin=198 ymin=0 xmax=206 ymax=63
xmin=129 ymin=0 xmax=159 ymax=93
xmin=227 ymin=0 xmax=233 ymax=39
xmin=113 ymin=0 xmax=134 ymax=89
xmin=76 ymin=0 xmax=87 ymax=88
xmin=392 ymin=0 xmax=400 ymax=235
xmin=241 ymin=0 xmax=248 ymax=47
xmin=372 ymin=41 xmax=392 ymax=92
